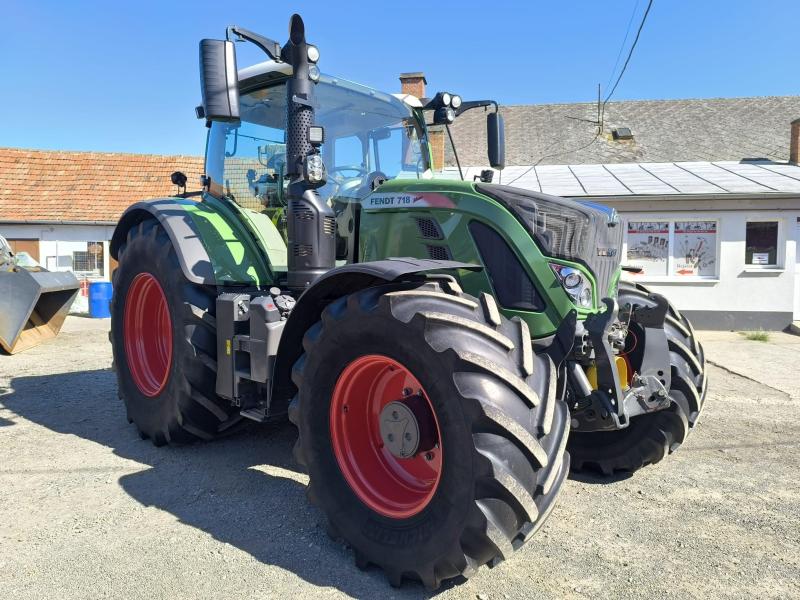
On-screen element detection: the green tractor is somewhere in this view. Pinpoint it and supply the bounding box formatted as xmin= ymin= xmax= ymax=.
xmin=109 ymin=15 xmax=707 ymax=589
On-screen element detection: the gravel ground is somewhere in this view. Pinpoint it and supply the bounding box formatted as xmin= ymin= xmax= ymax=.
xmin=1 ymin=317 xmax=799 ymax=599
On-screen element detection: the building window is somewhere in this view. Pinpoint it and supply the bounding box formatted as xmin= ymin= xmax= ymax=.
xmin=625 ymin=219 xmax=718 ymax=279
xmin=745 ymin=221 xmax=779 ymax=266
xmin=673 ymin=221 xmax=717 ymax=277
xmin=626 ymin=221 xmax=670 ymax=276
xmin=72 ymin=241 xmax=105 ymax=277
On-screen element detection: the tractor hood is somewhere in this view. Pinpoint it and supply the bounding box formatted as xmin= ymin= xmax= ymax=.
xmin=475 ymin=183 xmax=623 ymax=295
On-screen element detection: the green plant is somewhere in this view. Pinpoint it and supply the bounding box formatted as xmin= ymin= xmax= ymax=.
xmin=744 ymin=330 xmax=770 ymax=342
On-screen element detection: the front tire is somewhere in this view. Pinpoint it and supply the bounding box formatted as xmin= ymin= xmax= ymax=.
xmin=111 ymin=219 xmax=241 ymax=445
xmin=568 ymin=281 xmax=708 ymax=475
xmin=289 ymin=280 xmax=569 ymax=589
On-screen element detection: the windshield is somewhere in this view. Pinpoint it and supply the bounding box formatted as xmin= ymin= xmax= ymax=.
xmin=205 ymin=76 xmax=430 ymax=213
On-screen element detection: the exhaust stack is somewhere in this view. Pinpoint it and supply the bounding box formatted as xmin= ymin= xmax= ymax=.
xmin=282 ymin=14 xmax=336 ymax=291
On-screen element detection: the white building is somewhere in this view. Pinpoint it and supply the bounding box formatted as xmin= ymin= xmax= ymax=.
xmin=0 ymin=147 xmax=203 ymax=309
xmin=458 ymin=161 xmax=800 ymax=330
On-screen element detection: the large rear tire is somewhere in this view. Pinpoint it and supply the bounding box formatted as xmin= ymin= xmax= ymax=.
xmin=568 ymin=281 xmax=708 ymax=475
xmin=289 ymin=280 xmax=570 ymax=589
xmin=110 ymin=219 xmax=242 ymax=445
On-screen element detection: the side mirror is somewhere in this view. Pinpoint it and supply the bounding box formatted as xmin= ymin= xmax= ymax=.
xmin=487 ymin=112 xmax=505 ymax=170
xmin=198 ymin=39 xmax=240 ymax=122
xmin=170 ymin=171 xmax=188 ymax=188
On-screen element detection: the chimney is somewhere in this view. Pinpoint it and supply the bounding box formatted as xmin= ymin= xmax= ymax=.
xmin=791 ymin=119 xmax=800 ymax=164
xmin=399 ymin=72 xmax=427 ymax=99
xmin=399 ymin=72 xmax=445 ymax=170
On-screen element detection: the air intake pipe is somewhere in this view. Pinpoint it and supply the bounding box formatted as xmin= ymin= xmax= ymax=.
xmin=282 ymin=14 xmax=335 ymax=291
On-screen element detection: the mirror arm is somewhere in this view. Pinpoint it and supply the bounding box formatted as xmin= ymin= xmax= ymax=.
xmin=455 ymin=100 xmax=498 ymax=117
xmin=226 ymin=26 xmax=282 ymax=61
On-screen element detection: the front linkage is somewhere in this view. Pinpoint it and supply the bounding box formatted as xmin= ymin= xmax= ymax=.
xmin=567 ymin=292 xmax=672 ymax=432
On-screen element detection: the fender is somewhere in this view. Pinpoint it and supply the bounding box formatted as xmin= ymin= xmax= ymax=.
xmin=110 ymin=195 xmax=279 ymax=287
xmin=269 ymin=258 xmax=481 ymax=413
xmin=111 ymin=199 xmax=216 ymax=285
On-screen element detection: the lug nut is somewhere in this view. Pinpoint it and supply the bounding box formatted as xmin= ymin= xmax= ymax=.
xmin=425 ymin=452 xmax=434 ymax=461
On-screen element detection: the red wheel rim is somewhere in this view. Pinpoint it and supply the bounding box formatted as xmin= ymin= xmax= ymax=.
xmin=123 ymin=273 xmax=172 ymax=397
xmin=330 ymin=354 xmax=442 ymax=519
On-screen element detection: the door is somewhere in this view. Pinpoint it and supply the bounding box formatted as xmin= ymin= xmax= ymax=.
xmin=7 ymin=238 xmax=40 ymax=262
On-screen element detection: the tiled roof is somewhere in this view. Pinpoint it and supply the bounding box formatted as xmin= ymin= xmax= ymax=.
xmin=0 ymin=147 xmax=204 ymax=223
xmin=448 ymin=160 xmax=800 ymax=197
xmin=447 ymin=96 xmax=800 ymax=166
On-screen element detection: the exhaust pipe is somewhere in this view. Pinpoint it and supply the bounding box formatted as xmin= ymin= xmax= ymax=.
xmin=282 ymin=14 xmax=335 ymax=291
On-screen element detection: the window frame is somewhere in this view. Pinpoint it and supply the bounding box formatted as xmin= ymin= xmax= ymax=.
xmin=744 ymin=219 xmax=782 ymax=270
xmin=623 ymin=217 xmax=721 ymax=282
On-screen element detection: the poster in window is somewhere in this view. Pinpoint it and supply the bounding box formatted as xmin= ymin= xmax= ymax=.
xmin=673 ymin=221 xmax=716 ymax=276
xmin=626 ymin=221 xmax=669 ymax=276
xmin=750 ymin=252 xmax=770 ymax=265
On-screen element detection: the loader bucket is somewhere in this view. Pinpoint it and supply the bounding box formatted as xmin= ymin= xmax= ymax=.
xmin=0 ymin=269 xmax=80 ymax=354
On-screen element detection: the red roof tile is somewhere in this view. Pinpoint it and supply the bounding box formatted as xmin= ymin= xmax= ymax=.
xmin=0 ymin=147 xmax=204 ymax=223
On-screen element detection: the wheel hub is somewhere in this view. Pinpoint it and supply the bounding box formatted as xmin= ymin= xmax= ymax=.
xmin=379 ymin=395 xmax=436 ymax=459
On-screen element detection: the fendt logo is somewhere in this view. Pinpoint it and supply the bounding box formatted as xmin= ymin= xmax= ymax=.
xmin=364 ymin=192 xmax=456 ymax=210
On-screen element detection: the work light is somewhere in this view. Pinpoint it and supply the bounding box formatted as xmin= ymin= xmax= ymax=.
xmin=307 ymin=44 xmax=320 ymax=63
xmin=308 ymin=126 xmax=325 ymax=145
xmin=451 ymin=95 xmax=462 ymax=109
xmin=304 ymin=154 xmax=326 ymax=185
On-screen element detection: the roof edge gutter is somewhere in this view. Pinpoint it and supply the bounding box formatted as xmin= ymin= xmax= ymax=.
xmin=568 ymin=191 xmax=800 ymax=202
xmin=0 ymin=219 xmax=118 ymax=226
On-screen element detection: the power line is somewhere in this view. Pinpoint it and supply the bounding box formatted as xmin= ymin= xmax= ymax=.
xmin=601 ymin=0 xmax=654 ymax=126
xmin=508 ymin=1 xmax=654 ymax=182
xmin=605 ymin=0 xmax=641 ymax=93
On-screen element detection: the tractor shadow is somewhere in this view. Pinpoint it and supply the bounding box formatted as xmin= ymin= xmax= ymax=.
xmin=568 ymin=470 xmax=633 ymax=485
xmin=0 ymin=369 xmax=443 ymax=598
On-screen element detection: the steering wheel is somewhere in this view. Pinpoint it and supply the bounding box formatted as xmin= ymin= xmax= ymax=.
xmin=329 ymin=164 xmax=368 ymax=183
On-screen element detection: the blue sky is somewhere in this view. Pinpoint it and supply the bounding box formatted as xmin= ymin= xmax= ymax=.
xmin=2 ymin=0 xmax=797 ymax=155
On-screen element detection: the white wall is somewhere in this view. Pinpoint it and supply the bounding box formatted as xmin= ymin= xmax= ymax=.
xmin=0 ymin=223 xmax=114 ymax=280
xmin=619 ymin=208 xmax=799 ymax=315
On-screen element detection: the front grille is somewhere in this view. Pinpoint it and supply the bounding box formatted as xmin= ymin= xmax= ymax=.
xmin=586 ymin=223 xmax=623 ymax=297
xmin=323 ymin=216 xmax=336 ymax=236
xmin=293 ymin=243 xmax=313 ymax=257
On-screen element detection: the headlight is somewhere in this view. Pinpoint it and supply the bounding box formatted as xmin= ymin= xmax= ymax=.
xmin=550 ymin=264 xmax=594 ymax=308
xmin=441 ymin=92 xmax=451 ymax=106
xmin=304 ymin=154 xmax=326 ymax=185
xmin=451 ymin=95 xmax=462 ymax=109
xmin=563 ymin=271 xmax=581 ymax=289
xmin=307 ymin=45 xmax=320 ymax=63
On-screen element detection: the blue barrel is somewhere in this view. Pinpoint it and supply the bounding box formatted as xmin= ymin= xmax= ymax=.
xmin=88 ymin=281 xmax=113 ymax=318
